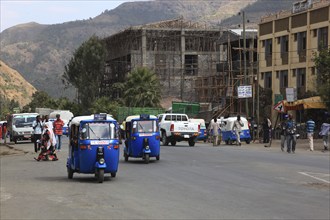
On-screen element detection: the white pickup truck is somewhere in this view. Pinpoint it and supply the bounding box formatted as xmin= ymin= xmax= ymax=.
xmin=157 ymin=113 xmax=200 ymax=146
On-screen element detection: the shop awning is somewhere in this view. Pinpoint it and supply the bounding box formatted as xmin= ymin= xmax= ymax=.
xmin=283 ymin=96 xmax=326 ymax=111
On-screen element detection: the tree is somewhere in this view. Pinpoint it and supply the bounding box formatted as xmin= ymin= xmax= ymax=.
xmin=89 ymin=97 xmax=120 ymax=117
xmin=313 ymin=48 xmax=330 ymax=110
xmin=62 ymin=35 xmax=106 ymax=112
xmin=23 ymin=91 xmax=56 ymax=112
xmin=123 ymin=67 xmax=161 ymax=107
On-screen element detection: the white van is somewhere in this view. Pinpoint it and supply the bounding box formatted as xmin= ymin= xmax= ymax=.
xmin=7 ymin=113 xmax=38 ymax=143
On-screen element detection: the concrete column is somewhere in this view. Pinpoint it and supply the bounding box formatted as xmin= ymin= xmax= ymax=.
xmin=180 ymin=29 xmax=185 ymax=100
xmin=141 ymin=29 xmax=147 ymax=67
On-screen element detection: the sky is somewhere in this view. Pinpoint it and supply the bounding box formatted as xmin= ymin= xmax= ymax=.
xmin=0 ymin=0 xmax=144 ymax=32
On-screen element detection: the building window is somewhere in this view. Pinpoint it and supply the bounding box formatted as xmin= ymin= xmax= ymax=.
xmin=296 ymin=68 xmax=306 ymax=87
xmin=276 ymin=71 xmax=279 ymax=78
xmin=261 ymin=72 xmax=264 ymax=80
xmin=280 ymin=35 xmax=289 ymax=54
xmin=318 ymin=27 xmax=328 ymax=50
xmin=297 ymin=31 xmax=307 ymax=52
xmin=280 ymin=70 xmax=288 ymax=89
xmin=185 ymin=55 xmax=198 ymax=75
xmin=292 ymin=69 xmax=296 ymax=77
xmin=265 ymin=39 xmax=272 ymax=56
xmin=313 ymin=29 xmax=317 ymax=37
xmin=264 ymin=72 xmax=272 ymax=89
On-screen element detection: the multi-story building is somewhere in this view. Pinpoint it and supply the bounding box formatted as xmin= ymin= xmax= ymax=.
xmin=258 ymin=0 xmax=329 ymax=120
xmin=102 ymin=18 xmax=222 ymax=102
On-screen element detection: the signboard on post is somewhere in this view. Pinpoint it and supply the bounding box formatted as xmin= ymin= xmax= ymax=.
xmin=237 ymin=85 xmax=252 ymax=98
xmin=273 ymin=101 xmax=286 ymax=113
xmin=286 ymin=88 xmax=297 ymax=102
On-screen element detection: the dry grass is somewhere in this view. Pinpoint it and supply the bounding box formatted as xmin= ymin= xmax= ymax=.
xmin=0 ymin=60 xmax=37 ymax=107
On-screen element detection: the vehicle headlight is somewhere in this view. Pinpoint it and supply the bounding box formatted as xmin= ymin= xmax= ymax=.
xmin=99 ymin=158 xmax=105 ymax=165
xmin=145 ymin=145 xmax=150 ymax=150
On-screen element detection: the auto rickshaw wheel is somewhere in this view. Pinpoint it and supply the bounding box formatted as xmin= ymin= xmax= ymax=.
xmin=111 ymin=172 xmax=116 ymax=178
xmin=97 ymin=169 xmax=104 ymax=183
xmin=156 ymin=155 xmax=160 ymax=160
xmin=162 ymin=132 xmax=169 ymax=146
xmin=144 ymin=154 xmax=150 ymax=164
xmin=225 ymin=140 xmax=229 ymax=145
xmin=171 ymin=140 xmax=176 ymax=146
xmin=67 ymin=167 xmax=73 ymax=179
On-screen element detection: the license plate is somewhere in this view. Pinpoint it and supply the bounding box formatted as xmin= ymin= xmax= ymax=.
xmin=91 ymin=140 xmax=110 ymax=145
xmin=24 ymin=135 xmax=30 ymax=138
xmin=184 ymin=135 xmax=190 ymax=138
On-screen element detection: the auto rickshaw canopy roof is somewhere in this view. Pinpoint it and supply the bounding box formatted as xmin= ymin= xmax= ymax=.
xmin=70 ymin=114 xmax=116 ymax=126
xmin=283 ymin=96 xmax=327 ymax=111
xmin=125 ymin=115 xmax=157 ymax=122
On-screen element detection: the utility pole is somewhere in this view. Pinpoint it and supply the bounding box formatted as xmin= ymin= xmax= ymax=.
xmin=242 ymin=11 xmax=249 ymax=118
xmin=257 ymin=54 xmax=260 ymax=142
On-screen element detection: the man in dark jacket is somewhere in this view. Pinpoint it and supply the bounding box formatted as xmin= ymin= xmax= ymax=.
xmin=285 ymin=114 xmax=297 ymax=153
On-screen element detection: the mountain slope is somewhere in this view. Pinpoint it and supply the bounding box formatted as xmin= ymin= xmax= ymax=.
xmin=0 ymin=60 xmax=37 ymax=107
xmin=0 ymin=0 xmax=296 ymax=99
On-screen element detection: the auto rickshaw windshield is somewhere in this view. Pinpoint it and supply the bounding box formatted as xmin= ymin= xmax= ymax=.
xmin=132 ymin=121 xmax=158 ymax=133
xmin=81 ymin=122 xmax=116 ymax=140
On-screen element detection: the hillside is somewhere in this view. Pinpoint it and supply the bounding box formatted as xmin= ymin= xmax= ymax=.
xmin=0 ymin=0 xmax=297 ymax=99
xmin=0 ymin=60 xmax=37 ymax=107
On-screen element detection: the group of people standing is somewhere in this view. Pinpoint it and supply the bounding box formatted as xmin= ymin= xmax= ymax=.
xmin=32 ymin=114 xmax=64 ymax=161
xmin=279 ymin=114 xmax=330 ymax=153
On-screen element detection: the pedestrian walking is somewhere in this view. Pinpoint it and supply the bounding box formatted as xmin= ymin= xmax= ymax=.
xmin=280 ymin=114 xmax=288 ymax=151
xmin=319 ymin=120 xmax=330 ymax=152
xmin=53 ymin=114 xmax=64 ymax=152
xmin=306 ymin=118 xmax=315 ymax=151
xmin=285 ymin=114 xmax=297 ymax=153
xmin=32 ymin=115 xmax=43 ymax=153
xmin=232 ymin=115 xmax=244 ymax=146
xmin=209 ymin=117 xmax=221 ymax=146
xmin=262 ymin=118 xmax=271 ymax=143
xmin=249 ymin=117 xmax=256 ymax=142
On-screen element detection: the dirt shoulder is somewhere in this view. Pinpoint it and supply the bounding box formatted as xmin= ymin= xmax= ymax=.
xmin=0 ymin=144 xmax=27 ymax=156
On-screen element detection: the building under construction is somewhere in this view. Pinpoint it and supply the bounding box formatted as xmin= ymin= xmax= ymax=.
xmin=103 ymin=18 xmax=258 ymax=121
xmin=103 ymin=18 xmax=222 ymax=102
xmin=196 ymin=29 xmax=258 ymax=119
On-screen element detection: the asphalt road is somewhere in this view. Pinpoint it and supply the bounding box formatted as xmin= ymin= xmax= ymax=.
xmin=1 ymin=138 xmax=329 ymax=220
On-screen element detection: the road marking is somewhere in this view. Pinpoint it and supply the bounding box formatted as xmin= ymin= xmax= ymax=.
xmin=299 ymin=172 xmax=330 ymax=184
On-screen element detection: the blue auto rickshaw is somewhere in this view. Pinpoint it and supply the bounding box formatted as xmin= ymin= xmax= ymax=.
xmin=220 ymin=116 xmax=251 ymax=144
xmin=123 ymin=114 xmax=160 ymax=164
xmin=66 ymin=114 xmax=120 ymax=183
